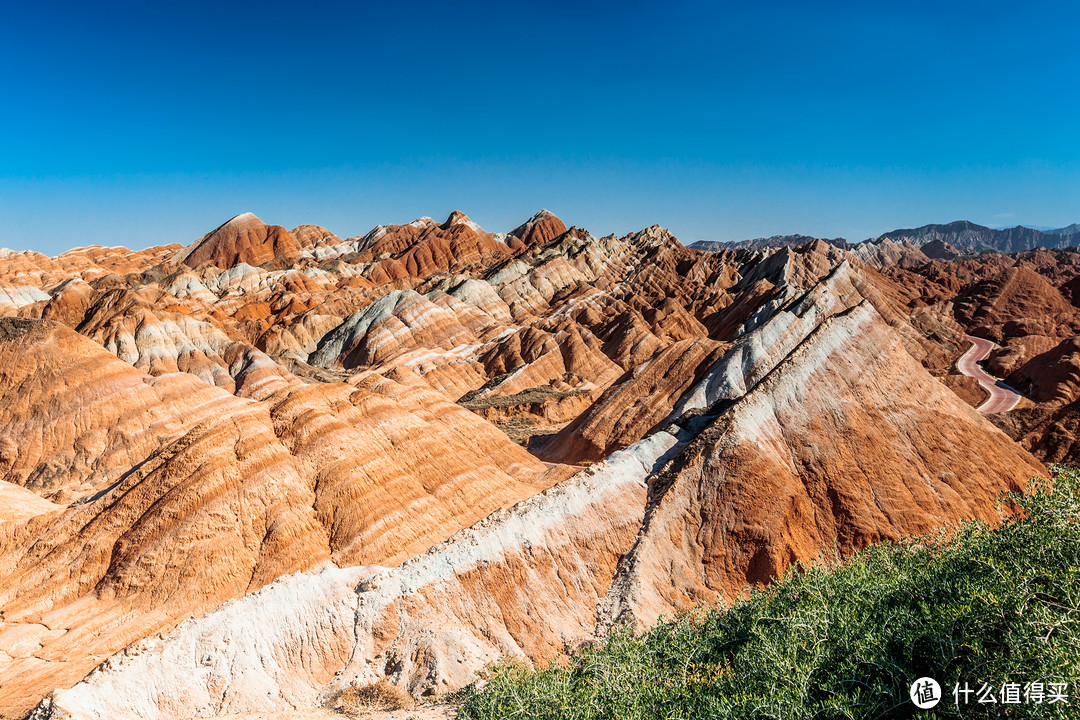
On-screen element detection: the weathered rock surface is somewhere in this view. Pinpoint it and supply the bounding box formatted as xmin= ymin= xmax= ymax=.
xmin=508 ymin=209 xmax=567 ymax=249
xmin=541 ymin=338 xmax=725 ymax=463
xmin=991 ymin=399 xmax=1080 ymax=468
xmin=940 ymin=374 xmax=989 ymax=408
xmin=861 ymin=246 xmax=1080 ymax=468
xmin=953 ymin=265 xmax=1080 ymax=343
xmin=24 ymin=276 xmax=1044 ymax=720
xmin=683 ymin=235 xmax=1080 ymax=476
xmin=175 ymin=213 xmax=307 ymax=269
xmin=29 ymin=433 xmax=678 ymax=719
xmin=0 ymin=210 xmax=1057 ymax=719
xmin=600 ymin=302 xmax=1043 ymax=629
xmin=0 ymin=314 xmax=547 ymax=715
xmin=0 ymin=318 xmax=332 ymax=711
xmin=1006 ymin=337 xmax=1080 ymax=405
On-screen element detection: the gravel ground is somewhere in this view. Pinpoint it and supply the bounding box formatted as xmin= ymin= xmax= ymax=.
xmin=219 ymin=704 xmax=459 ymax=720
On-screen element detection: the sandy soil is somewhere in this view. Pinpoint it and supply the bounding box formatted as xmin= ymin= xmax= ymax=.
xmin=218 ymin=704 xmax=458 ymax=720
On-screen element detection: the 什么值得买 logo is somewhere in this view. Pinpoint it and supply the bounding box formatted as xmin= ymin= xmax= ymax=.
xmin=910 ymin=677 xmax=941 ymax=709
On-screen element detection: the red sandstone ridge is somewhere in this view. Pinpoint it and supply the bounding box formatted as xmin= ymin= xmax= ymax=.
xmin=846 ymin=246 xmax=1080 ymax=465
xmin=0 ymin=244 xmax=182 ymax=292
xmin=711 ymin=237 xmax=1080 ymax=470
xmin=350 ymin=211 xmax=515 ymax=281
xmin=28 ymin=280 xmax=1045 ymax=719
xmin=600 ymin=302 xmax=1043 ymax=629
xmin=0 ymin=315 xmax=549 ymax=715
xmin=0 ymin=211 xmax=1059 ymax=719
xmin=174 ymin=212 xmax=307 ymax=269
xmin=953 ymin=265 xmax=1080 ymax=342
xmin=541 ymin=337 xmax=726 ymax=462
xmin=508 ymin=209 xmax=568 ymax=249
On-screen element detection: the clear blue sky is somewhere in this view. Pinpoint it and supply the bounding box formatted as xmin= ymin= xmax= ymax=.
xmin=2 ymin=0 xmax=1079 ymax=255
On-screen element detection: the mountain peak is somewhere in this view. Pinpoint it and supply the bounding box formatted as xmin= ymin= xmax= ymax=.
xmin=442 ymin=210 xmax=484 ymax=233
xmin=879 ymin=220 xmax=1080 ymax=254
xmin=509 ymin=209 xmax=567 ymax=247
xmin=173 ymin=212 xmax=298 ymax=269
xmin=226 ymin=211 xmax=260 ymax=224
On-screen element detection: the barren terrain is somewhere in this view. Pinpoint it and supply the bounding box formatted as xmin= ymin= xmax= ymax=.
xmin=0 ymin=213 xmax=1067 ymax=719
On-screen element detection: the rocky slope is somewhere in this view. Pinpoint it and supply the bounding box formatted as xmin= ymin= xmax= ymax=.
xmin=0 ymin=210 xmax=1052 ymax=719
xmin=686 ymin=233 xmax=1080 ymax=467
xmin=26 ymin=279 xmax=1043 ymax=720
xmin=600 ymin=301 xmax=1041 ymax=629
xmin=0 ymin=313 xmax=549 ymax=714
xmin=689 ymin=235 xmax=849 ymax=252
xmin=821 ymin=241 xmax=1080 ymax=467
xmin=692 ymin=219 xmax=1080 ymax=257
xmin=176 ymin=213 xmax=309 ymax=269
xmin=879 ymin=220 xmax=1080 ymax=254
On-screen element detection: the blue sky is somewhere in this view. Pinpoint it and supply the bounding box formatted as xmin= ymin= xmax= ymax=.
xmin=2 ymin=0 xmax=1079 ymax=255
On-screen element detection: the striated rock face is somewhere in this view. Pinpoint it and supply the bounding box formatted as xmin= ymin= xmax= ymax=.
xmin=0 ymin=319 xmax=331 ymax=711
xmin=0 ymin=317 xmax=246 ymax=501
xmin=861 ymin=246 xmax=1080 ymax=469
xmin=24 ymin=266 xmax=1045 ymax=720
xmin=1006 ymin=337 xmax=1080 ymax=405
xmin=848 ymin=237 xmax=932 ymax=270
xmin=878 ymin=220 xmax=1080 ymax=254
xmin=948 ymin=266 xmax=1080 ymax=408
xmin=664 ymin=235 xmax=1080 ymax=477
xmin=541 ymin=338 xmax=726 ymax=462
xmin=289 ymin=224 xmax=342 ymax=249
xmin=29 ymin=565 xmax=372 ymax=719
xmin=508 ymin=209 xmax=567 ymax=249
xmin=0 ymin=314 xmax=548 ymax=715
xmin=599 ymin=302 xmax=1043 ymax=629
xmin=174 ymin=213 xmax=306 ymax=269
xmin=351 ymin=212 xmax=513 ymax=281
xmin=310 ymin=289 xmax=480 ymax=369
xmin=953 ymin=265 xmax=1080 ymax=342
xmin=991 ymin=399 xmax=1080 ymax=468
xmin=0 ymin=210 xmax=1056 ymax=719
xmin=29 ymin=433 xmax=679 ymax=719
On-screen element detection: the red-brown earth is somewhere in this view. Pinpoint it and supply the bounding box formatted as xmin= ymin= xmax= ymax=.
xmin=835 ymin=240 xmax=1080 ymax=466
xmin=0 ymin=213 xmax=1055 ymax=719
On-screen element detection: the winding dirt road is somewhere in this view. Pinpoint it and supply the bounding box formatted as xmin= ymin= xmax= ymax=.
xmin=957 ymin=335 xmax=1025 ymax=413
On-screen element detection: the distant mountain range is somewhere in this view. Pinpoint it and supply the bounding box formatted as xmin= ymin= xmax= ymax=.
xmin=1047 ymin=223 xmax=1080 ymax=236
xmin=879 ymin=221 xmax=1080 ymax=254
xmin=690 ymin=234 xmax=850 ymax=252
xmin=690 ymin=221 xmax=1080 ymax=255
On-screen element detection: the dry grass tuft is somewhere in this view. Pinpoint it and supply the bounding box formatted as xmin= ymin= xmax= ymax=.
xmin=335 ymin=678 xmax=415 ymax=717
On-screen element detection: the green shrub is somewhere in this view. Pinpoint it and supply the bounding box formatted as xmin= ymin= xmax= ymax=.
xmin=459 ymin=467 xmax=1080 ymax=719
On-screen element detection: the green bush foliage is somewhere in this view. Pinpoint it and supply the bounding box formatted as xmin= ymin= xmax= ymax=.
xmin=459 ymin=467 xmax=1080 ymax=719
